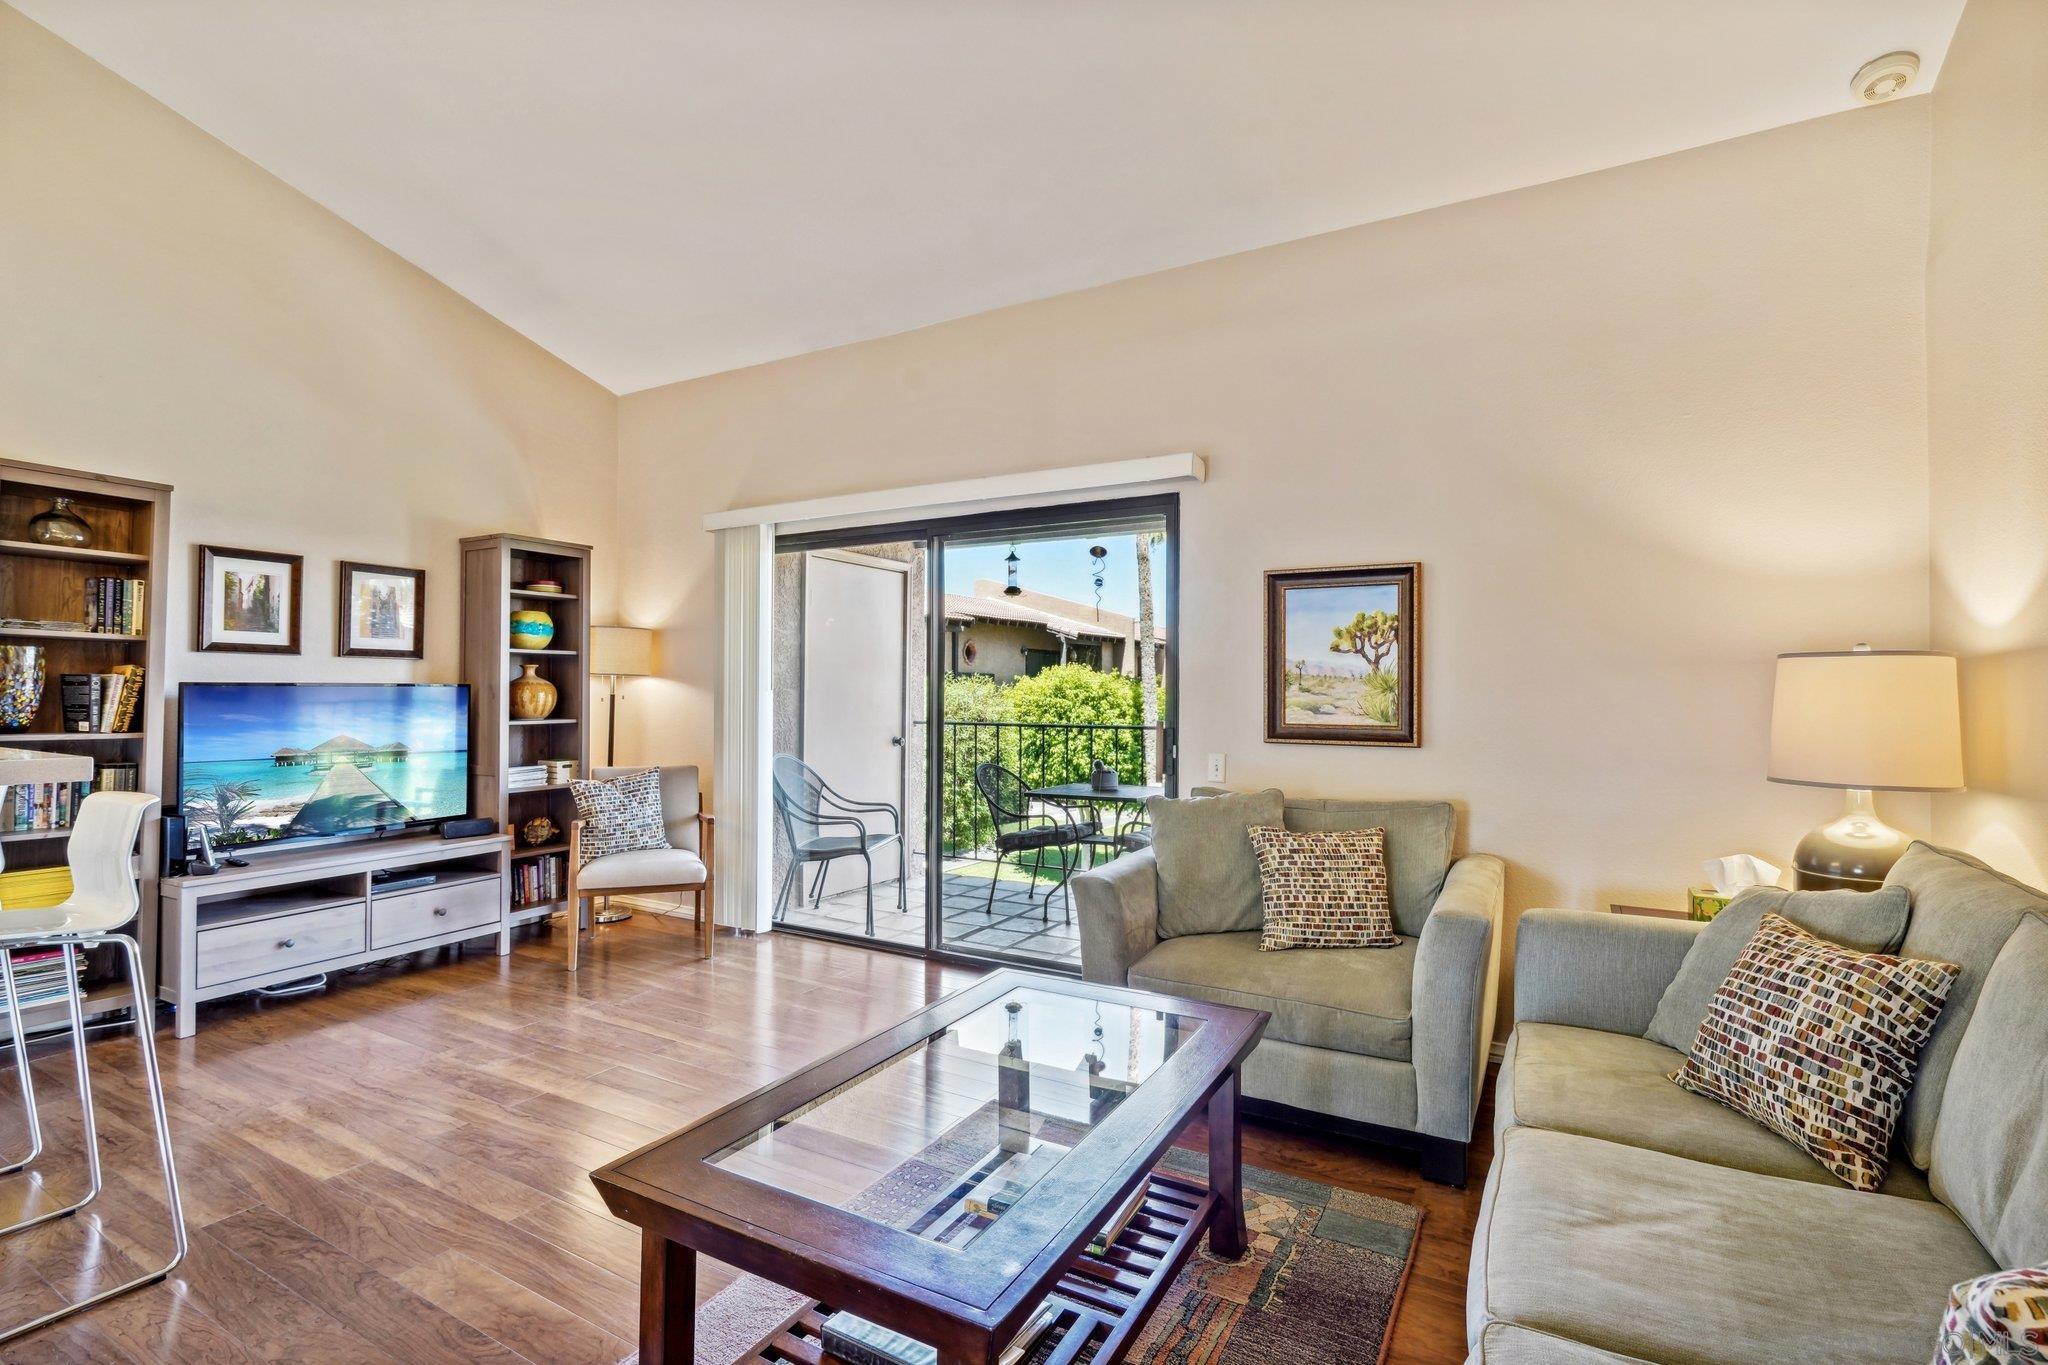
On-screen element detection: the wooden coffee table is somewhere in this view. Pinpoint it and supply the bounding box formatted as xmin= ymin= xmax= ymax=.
xmin=591 ymin=970 xmax=1269 ymax=1365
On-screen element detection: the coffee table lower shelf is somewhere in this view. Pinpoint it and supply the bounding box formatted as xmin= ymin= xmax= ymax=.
xmin=742 ymin=1169 xmax=1220 ymax=1365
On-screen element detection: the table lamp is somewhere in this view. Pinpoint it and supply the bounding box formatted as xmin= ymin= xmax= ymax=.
xmin=1768 ymin=645 xmax=1963 ymax=890
xmin=591 ymin=625 xmax=654 ymax=769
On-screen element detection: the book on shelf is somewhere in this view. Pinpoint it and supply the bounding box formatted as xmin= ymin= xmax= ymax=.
xmin=95 ymin=762 xmax=139 ymax=792
xmin=820 ymin=1297 xmax=1062 ymax=1365
xmin=60 ymin=669 xmax=139 ymax=733
xmin=4 ymin=947 xmax=88 ymax=1008
xmin=82 ymin=576 xmax=146 ymax=636
xmin=1086 ymin=1180 xmax=1150 ymax=1257
xmin=5 ymin=779 xmax=93 ymax=833
xmin=514 ymin=854 xmax=564 ymax=907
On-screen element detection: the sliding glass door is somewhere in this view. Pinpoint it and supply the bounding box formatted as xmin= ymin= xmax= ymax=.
xmin=771 ymin=497 xmax=1176 ymax=972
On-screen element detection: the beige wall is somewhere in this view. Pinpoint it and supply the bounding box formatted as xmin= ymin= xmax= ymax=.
xmin=0 ymin=6 xmax=617 ymax=724
xmin=1927 ymin=0 xmax=2048 ymax=885
xmin=619 ymin=100 xmax=1937 ymax=996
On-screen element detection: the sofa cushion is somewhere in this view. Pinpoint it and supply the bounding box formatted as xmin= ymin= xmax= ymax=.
xmin=1887 ymin=842 xmax=2048 ymax=1169
xmin=1642 ymin=883 xmax=1909 ymax=1052
xmin=1129 ymin=929 xmax=1415 ymax=1060
xmin=1470 ymin=1127 xmax=1997 ymax=1365
xmin=1249 ymin=825 xmax=1398 ymax=950
xmin=1279 ymin=797 xmax=1454 ymax=938
xmin=1496 ymin=1023 xmax=1932 ymax=1199
xmin=1148 ymin=788 xmax=1284 ymax=937
xmin=1471 ymin=1324 xmax=1652 ymax=1364
xmin=1929 ymin=912 xmax=2048 ymax=1268
xmin=1670 ymin=912 xmax=1958 ymax=1191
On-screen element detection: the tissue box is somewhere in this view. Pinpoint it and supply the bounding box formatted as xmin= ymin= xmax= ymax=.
xmin=1687 ymin=887 xmax=1734 ymax=922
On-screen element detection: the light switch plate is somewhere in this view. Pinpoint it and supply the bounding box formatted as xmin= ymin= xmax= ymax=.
xmin=1205 ymin=753 xmax=1226 ymax=782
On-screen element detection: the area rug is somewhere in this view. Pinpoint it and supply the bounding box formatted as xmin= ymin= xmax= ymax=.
xmin=693 ymin=1144 xmax=1423 ymax=1365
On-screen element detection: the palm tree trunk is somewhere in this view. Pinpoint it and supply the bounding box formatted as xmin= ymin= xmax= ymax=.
xmin=1136 ymin=532 xmax=1160 ymax=782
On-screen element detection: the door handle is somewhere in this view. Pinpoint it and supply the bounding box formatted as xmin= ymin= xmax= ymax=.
xmin=890 ymin=736 xmax=905 ymax=747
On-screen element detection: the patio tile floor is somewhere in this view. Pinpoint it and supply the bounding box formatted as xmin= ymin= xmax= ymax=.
xmin=775 ymin=863 xmax=1082 ymax=967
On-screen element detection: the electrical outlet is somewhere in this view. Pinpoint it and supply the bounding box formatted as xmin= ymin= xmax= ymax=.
xmin=1205 ymin=753 xmax=1226 ymax=783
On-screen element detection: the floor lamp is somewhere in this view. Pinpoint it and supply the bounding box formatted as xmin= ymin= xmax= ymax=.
xmin=590 ymin=625 xmax=654 ymax=923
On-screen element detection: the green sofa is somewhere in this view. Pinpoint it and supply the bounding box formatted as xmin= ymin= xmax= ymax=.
xmin=1469 ymin=842 xmax=2048 ymax=1364
xmin=1071 ymin=792 xmax=1505 ymax=1185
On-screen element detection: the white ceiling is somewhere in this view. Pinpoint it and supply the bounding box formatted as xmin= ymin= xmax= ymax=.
xmin=14 ymin=1 xmax=1965 ymax=394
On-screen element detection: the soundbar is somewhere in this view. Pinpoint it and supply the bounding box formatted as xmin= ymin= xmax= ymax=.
xmin=439 ymin=817 xmax=498 ymax=840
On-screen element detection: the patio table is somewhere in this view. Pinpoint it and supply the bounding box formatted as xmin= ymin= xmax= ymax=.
xmin=1025 ymin=781 xmax=1162 ymax=850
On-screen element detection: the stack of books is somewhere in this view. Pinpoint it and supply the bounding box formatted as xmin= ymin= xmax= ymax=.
xmin=5 ymin=948 xmax=87 ymax=1008
xmin=507 ymin=764 xmax=550 ymax=791
xmin=821 ymin=1298 xmax=1061 ymax=1365
xmin=5 ymin=780 xmax=93 ymax=832
xmin=83 ymin=577 xmax=145 ymax=635
xmin=60 ymin=667 xmax=142 ymax=733
xmin=514 ymin=855 xmax=563 ymax=907
xmin=94 ymin=762 xmax=139 ymax=792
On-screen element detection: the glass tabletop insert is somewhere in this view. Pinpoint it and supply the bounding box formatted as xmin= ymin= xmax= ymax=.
xmin=707 ymin=987 xmax=1205 ymax=1250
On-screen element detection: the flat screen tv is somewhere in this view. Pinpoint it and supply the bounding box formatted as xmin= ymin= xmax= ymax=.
xmin=176 ymin=683 xmax=470 ymax=851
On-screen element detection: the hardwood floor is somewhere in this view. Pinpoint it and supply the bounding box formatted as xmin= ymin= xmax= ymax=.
xmin=0 ymin=915 xmax=1488 ymax=1363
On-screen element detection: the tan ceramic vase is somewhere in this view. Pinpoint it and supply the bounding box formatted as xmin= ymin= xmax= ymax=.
xmin=509 ymin=663 xmax=557 ymax=720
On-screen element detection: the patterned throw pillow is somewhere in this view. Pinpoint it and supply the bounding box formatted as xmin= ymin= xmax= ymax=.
xmin=1935 ymin=1266 xmax=2048 ymax=1363
xmin=569 ymin=769 xmax=669 ymax=867
xmin=1670 ymin=912 xmax=1958 ymax=1192
xmin=1248 ymin=825 xmax=1397 ymax=951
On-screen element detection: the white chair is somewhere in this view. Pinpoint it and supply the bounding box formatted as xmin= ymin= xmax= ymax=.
xmin=0 ymin=791 xmax=185 ymax=1345
xmin=564 ymin=765 xmax=714 ymax=970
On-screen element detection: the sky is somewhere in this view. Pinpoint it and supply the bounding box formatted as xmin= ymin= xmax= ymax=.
xmin=943 ymin=532 xmax=1165 ymax=618
xmin=181 ymin=683 xmax=468 ymax=762
xmin=1281 ymin=583 xmax=1401 ymax=675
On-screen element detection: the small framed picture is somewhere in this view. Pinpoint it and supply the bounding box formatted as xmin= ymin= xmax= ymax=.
xmin=197 ymin=545 xmax=302 ymax=654
xmin=337 ymin=561 xmax=425 ymax=659
xmin=1265 ymin=563 xmax=1421 ymax=746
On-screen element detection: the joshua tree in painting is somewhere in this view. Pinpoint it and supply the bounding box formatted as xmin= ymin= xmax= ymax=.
xmin=1331 ymin=610 xmax=1399 ymax=675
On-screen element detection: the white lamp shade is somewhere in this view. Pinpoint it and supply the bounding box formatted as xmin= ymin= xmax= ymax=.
xmin=591 ymin=625 xmax=655 ymax=678
xmin=1769 ymin=650 xmax=1964 ymax=791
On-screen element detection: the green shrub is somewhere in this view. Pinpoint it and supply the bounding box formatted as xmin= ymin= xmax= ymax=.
xmin=938 ymin=664 xmax=1164 ymax=854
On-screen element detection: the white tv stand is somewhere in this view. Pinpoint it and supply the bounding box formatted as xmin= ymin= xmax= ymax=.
xmin=156 ymin=831 xmax=512 ymax=1038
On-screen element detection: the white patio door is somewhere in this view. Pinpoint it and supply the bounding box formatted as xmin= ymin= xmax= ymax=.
xmin=801 ymin=551 xmax=909 ymax=896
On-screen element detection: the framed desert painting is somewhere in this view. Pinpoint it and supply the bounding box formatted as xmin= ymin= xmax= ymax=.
xmin=337 ymin=561 xmax=424 ymax=658
xmin=1265 ymin=563 xmax=1420 ymax=746
xmin=197 ymin=545 xmax=302 ymax=654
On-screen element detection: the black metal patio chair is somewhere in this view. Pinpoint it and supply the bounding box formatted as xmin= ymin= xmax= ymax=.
xmin=771 ymin=754 xmax=907 ymax=936
xmin=971 ymin=762 xmax=1097 ymax=923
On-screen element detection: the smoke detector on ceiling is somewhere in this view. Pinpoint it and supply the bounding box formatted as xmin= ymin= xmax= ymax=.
xmin=1853 ymin=52 xmax=1921 ymax=103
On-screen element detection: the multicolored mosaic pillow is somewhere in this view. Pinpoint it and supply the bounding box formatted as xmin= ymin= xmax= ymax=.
xmin=1248 ymin=825 xmax=1397 ymax=951
xmin=1670 ymin=911 xmax=1958 ymax=1192
xmin=569 ymin=769 xmax=670 ymax=867
xmin=1934 ymin=1266 xmax=2048 ymax=1363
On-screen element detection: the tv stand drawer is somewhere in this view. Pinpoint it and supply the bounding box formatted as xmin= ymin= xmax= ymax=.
xmin=197 ymin=903 xmax=364 ymax=988
xmin=371 ymin=876 xmax=500 ymax=949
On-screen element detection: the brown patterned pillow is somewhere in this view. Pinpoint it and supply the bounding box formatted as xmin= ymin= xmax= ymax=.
xmin=1670 ymin=912 xmax=1959 ymax=1191
xmin=1248 ymin=825 xmax=1397 ymax=951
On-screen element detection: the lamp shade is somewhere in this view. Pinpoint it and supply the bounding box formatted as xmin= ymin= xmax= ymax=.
xmin=590 ymin=625 xmax=654 ymax=678
xmin=1769 ymin=649 xmax=1963 ymax=792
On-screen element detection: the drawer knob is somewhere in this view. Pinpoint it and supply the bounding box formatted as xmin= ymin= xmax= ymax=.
xmin=433 ymin=906 xmax=448 ymax=917
xmin=278 ymin=938 xmax=297 ymax=949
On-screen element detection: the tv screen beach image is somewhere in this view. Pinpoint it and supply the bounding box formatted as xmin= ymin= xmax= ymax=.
xmin=179 ymin=684 xmax=469 ymax=847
